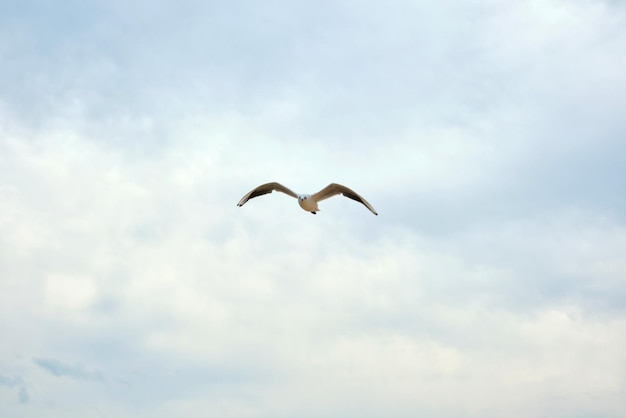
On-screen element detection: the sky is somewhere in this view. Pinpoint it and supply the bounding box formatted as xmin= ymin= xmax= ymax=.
xmin=1 ymin=0 xmax=625 ymax=417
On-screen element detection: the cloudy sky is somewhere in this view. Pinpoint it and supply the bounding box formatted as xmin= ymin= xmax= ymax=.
xmin=1 ymin=0 xmax=626 ymax=416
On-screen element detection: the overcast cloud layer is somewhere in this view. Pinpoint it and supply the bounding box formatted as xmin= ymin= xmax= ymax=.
xmin=1 ymin=1 xmax=625 ymax=417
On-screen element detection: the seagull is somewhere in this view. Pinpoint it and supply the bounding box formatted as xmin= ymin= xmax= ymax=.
xmin=237 ymin=182 xmax=378 ymax=215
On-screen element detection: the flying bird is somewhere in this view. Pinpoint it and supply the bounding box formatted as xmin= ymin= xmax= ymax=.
xmin=237 ymin=182 xmax=378 ymax=215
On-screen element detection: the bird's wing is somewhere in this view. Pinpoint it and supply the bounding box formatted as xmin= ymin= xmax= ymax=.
xmin=237 ymin=182 xmax=298 ymax=207
xmin=311 ymin=183 xmax=378 ymax=215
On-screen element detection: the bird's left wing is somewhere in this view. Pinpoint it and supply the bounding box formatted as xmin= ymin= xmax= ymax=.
xmin=237 ymin=182 xmax=298 ymax=207
xmin=311 ymin=183 xmax=378 ymax=215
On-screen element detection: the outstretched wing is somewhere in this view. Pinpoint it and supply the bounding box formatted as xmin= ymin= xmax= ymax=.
xmin=237 ymin=182 xmax=298 ymax=207
xmin=311 ymin=183 xmax=378 ymax=215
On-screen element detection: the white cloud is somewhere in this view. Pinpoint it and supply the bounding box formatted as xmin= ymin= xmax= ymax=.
xmin=1 ymin=0 xmax=625 ymax=416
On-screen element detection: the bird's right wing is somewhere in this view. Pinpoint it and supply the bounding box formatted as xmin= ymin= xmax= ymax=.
xmin=312 ymin=183 xmax=378 ymax=215
xmin=237 ymin=182 xmax=298 ymax=207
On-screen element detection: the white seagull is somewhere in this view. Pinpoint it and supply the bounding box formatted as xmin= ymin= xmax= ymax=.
xmin=237 ymin=182 xmax=378 ymax=215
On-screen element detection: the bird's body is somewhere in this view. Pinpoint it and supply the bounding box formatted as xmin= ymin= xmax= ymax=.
xmin=237 ymin=182 xmax=378 ymax=215
xmin=297 ymin=194 xmax=318 ymax=213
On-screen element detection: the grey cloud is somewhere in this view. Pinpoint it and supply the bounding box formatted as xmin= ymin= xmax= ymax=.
xmin=17 ymin=386 xmax=29 ymax=403
xmin=0 ymin=373 xmax=29 ymax=404
xmin=0 ymin=373 xmax=22 ymax=387
xmin=34 ymin=358 xmax=104 ymax=382
xmin=0 ymin=1 xmax=507 ymax=144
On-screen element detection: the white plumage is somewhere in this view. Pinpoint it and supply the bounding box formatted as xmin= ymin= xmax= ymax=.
xmin=237 ymin=182 xmax=378 ymax=215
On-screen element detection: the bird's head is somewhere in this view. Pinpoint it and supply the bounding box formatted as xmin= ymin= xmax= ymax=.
xmin=298 ymin=195 xmax=307 ymax=202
